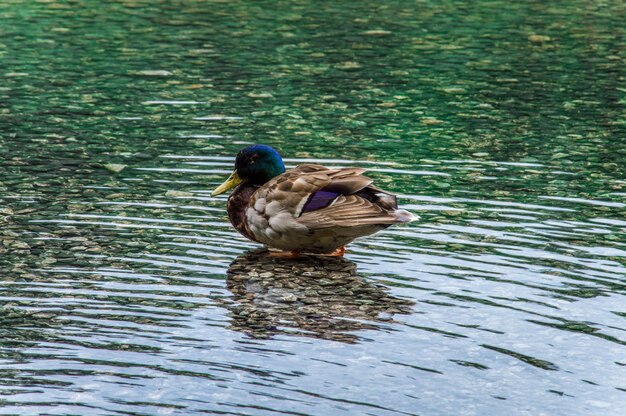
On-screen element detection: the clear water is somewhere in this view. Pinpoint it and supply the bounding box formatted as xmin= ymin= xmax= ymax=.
xmin=1 ymin=1 xmax=625 ymax=415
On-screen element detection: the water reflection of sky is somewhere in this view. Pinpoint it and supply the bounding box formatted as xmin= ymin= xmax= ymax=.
xmin=3 ymin=153 xmax=622 ymax=415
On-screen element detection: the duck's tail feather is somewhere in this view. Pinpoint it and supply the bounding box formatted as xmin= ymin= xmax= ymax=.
xmin=394 ymin=209 xmax=419 ymax=223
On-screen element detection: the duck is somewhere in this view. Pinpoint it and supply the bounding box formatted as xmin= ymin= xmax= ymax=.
xmin=211 ymin=145 xmax=417 ymax=257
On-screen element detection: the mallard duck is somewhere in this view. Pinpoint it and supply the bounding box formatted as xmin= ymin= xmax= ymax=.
xmin=212 ymin=145 xmax=417 ymax=257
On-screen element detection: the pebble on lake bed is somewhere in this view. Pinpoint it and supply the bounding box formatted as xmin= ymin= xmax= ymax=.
xmin=103 ymin=163 xmax=127 ymax=173
xmin=165 ymin=190 xmax=193 ymax=197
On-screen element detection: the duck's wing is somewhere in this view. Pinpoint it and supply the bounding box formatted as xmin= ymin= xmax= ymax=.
xmin=298 ymin=193 xmax=404 ymax=229
xmin=258 ymin=164 xmax=407 ymax=229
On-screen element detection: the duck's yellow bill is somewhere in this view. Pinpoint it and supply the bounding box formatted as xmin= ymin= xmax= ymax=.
xmin=211 ymin=170 xmax=242 ymax=196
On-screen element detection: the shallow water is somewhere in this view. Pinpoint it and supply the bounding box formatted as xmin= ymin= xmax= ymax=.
xmin=1 ymin=1 xmax=625 ymax=415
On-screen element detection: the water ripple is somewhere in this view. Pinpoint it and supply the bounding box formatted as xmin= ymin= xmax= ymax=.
xmin=2 ymin=1 xmax=625 ymax=413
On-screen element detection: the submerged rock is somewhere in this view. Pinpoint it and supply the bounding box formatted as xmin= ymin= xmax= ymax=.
xmin=103 ymin=163 xmax=127 ymax=173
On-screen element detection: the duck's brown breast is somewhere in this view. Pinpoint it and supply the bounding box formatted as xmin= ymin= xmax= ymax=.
xmin=227 ymin=184 xmax=259 ymax=242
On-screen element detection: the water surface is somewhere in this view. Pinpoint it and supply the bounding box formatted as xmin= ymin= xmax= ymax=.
xmin=1 ymin=1 xmax=625 ymax=415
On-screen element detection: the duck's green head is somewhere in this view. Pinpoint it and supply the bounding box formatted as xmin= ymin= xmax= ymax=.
xmin=212 ymin=145 xmax=286 ymax=196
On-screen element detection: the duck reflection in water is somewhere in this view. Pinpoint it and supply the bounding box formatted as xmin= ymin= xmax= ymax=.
xmin=225 ymin=250 xmax=414 ymax=343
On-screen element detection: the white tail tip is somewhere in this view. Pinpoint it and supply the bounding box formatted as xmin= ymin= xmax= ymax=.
xmin=394 ymin=209 xmax=419 ymax=223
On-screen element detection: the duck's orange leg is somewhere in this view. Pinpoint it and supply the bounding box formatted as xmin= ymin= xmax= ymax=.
xmin=269 ymin=250 xmax=302 ymax=259
xmin=325 ymin=246 xmax=346 ymax=257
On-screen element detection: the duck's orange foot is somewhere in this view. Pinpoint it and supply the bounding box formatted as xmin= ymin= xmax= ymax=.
xmin=325 ymin=246 xmax=346 ymax=257
xmin=269 ymin=250 xmax=301 ymax=259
